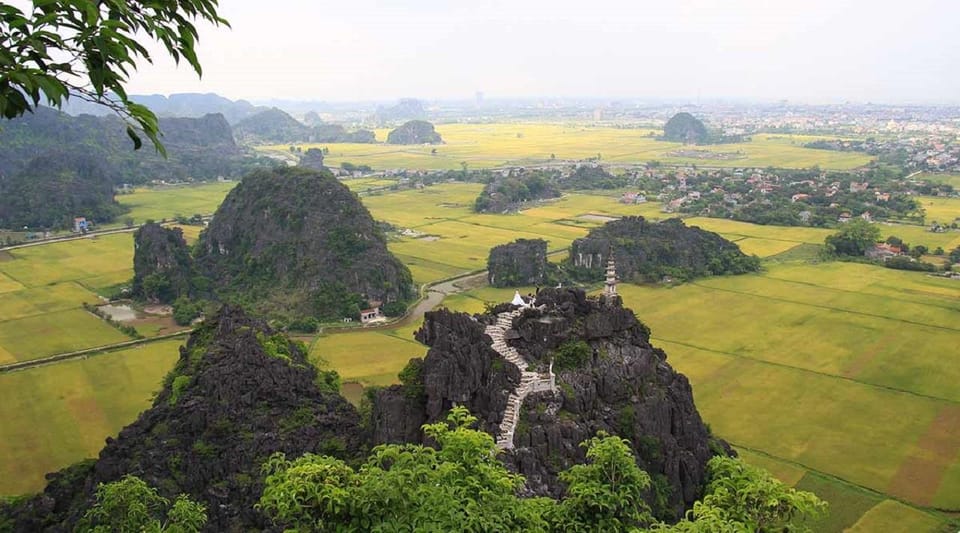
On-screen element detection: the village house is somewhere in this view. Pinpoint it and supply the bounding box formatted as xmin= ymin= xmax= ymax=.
xmin=866 ymin=243 xmax=902 ymax=260
xmin=360 ymin=301 xmax=385 ymax=324
xmin=791 ymin=193 xmax=810 ymax=203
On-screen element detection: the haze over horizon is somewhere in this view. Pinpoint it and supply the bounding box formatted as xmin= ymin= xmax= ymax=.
xmin=120 ymin=0 xmax=960 ymax=106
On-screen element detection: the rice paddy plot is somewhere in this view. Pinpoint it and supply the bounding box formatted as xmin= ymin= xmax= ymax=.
xmin=0 ymin=233 xmax=133 ymax=288
xmin=0 ymin=339 xmax=181 ymax=496
xmin=311 ymin=331 xmax=426 ymax=387
xmin=915 ymin=195 xmax=960 ymax=225
xmin=621 ymin=276 xmax=960 ymax=401
xmin=683 ymin=217 xmax=833 ymax=244
xmin=0 ymin=271 xmax=23 ymax=294
xmin=116 ymin=182 xmax=236 ymax=225
xmin=765 ymin=261 xmax=960 ymax=306
xmin=845 ymin=500 xmax=944 ymax=533
xmin=732 ymin=238 xmax=802 ymax=257
xmin=656 ymin=339 xmax=957 ymax=507
xmin=0 ymin=309 xmax=131 ymax=362
xmin=0 ymin=282 xmax=98 ymax=322
xmin=793 ymin=472 xmax=884 ymax=532
xmin=917 ymin=173 xmax=960 ymax=189
xmin=363 ymin=183 xmax=483 ymax=228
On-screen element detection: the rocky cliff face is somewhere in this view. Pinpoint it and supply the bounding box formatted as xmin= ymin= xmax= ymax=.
xmin=371 ymin=288 xmax=727 ymax=520
xmin=487 ymin=238 xmax=550 ymax=287
xmin=570 ymin=216 xmax=760 ymax=283
xmin=298 ymin=148 xmax=326 ymax=170
xmin=131 ymin=223 xmax=196 ymax=303
xmin=0 ymin=306 xmax=364 ymax=531
xmin=195 ymin=166 xmax=414 ymax=321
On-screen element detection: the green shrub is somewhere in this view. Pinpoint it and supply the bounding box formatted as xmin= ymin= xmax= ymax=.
xmin=553 ymin=340 xmax=592 ymax=370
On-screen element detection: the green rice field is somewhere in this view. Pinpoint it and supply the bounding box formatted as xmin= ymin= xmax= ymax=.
xmin=0 ymin=339 xmax=182 ymax=495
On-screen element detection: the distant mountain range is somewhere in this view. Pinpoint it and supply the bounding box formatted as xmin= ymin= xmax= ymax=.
xmin=60 ymin=93 xmax=266 ymax=124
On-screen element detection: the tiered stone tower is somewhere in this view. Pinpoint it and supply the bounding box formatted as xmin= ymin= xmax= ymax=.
xmin=603 ymin=250 xmax=618 ymax=300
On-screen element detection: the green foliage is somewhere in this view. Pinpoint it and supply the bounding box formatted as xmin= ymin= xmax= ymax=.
xmin=169 ymin=375 xmax=192 ymax=406
xmin=553 ymin=340 xmax=592 ymax=371
xmin=172 ymin=298 xmax=202 ymax=326
xmin=550 ymin=432 xmax=654 ymax=531
xmin=75 ymin=475 xmax=206 ymax=532
xmin=314 ymin=369 xmax=342 ymax=394
xmin=255 ymin=406 xmax=829 ymax=533
xmin=256 ymin=332 xmax=295 ymax=362
xmin=258 ymin=406 xmax=549 ymax=532
xmin=380 ymin=300 xmax=407 ymax=317
xmin=561 ymin=165 xmax=629 ymax=190
xmin=884 ymin=255 xmax=937 ymax=271
xmin=657 ymin=456 xmax=827 ymax=532
xmin=289 ymin=316 xmax=320 ymax=333
xmin=398 ymin=358 xmax=426 ymax=401
xmin=824 ymin=219 xmax=881 ymax=257
xmin=0 ymin=0 xmax=227 ymax=153
xmin=474 ymin=170 xmax=560 ymax=213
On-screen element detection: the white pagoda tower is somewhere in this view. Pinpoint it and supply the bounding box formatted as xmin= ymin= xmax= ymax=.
xmin=603 ymin=252 xmax=618 ymax=299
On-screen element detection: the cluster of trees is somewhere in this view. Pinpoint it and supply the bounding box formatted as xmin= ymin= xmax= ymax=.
xmin=77 ymin=408 xmax=825 ymax=532
xmin=560 ymin=165 xmax=630 ymax=190
xmin=474 ymin=170 xmax=561 ymax=213
xmin=823 ymin=221 xmax=951 ymax=272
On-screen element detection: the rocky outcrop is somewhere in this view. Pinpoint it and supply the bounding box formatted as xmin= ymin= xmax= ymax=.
xmin=131 ymin=223 xmax=196 ymax=303
xmin=298 ymin=147 xmax=326 ymax=170
xmin=662 ymin=112 xmax=708 ymax=144
xmin=0 ymin=306 xmax=365 ymax=531
xmin=570 ymin=216 xmax=760 ymax=283
xmin=386 ymin=120 xmax=442 ymax=145
xmin=488 ymin=238 xmax=550 ymax=287
xmin=371 ymin=288 xmax=728 ymax=520
xmin=194 ymin=166 xmax=414 ymax=321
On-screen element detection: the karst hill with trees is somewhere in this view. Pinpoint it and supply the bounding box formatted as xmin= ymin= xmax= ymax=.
xmin=386 ymin=119 xmax=443 ymax=144
xmin=570 ymin=217 xmax=761 ymax=283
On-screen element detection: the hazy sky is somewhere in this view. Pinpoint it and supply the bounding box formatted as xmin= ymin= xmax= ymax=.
xmin=123 ymin=0 xmax=960 ymax=104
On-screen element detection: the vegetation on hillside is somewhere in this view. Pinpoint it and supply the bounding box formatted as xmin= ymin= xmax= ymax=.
xmin=662 ymin=112 xmax=709 ymax=144
xmin=234 ymin=108 xmax=375 ymax=144
xmin=386 ymin=120 xmax=443 ymax=145
xmin=194 ymin=166 xmax=414 ymax=322
xmin=570 ymin=217 xmax=761 ymax=283
xmin=0 ymin=151 xmax=126 ymax=229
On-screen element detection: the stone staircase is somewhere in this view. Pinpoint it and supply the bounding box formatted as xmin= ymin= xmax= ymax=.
xmin=485 ymin=306 xmax=556 ymax=449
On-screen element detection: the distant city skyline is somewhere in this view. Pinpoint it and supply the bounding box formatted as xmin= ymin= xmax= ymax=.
xmin=123 ymin=0 xmax=960 ymax=105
